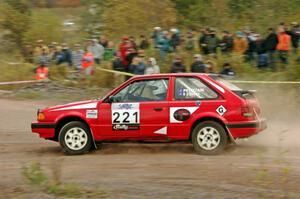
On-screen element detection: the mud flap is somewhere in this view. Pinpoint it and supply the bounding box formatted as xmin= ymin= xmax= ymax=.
xmin=225 ymin=126 xmax=236 ymax=145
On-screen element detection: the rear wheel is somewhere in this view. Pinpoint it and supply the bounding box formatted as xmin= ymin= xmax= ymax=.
xmin=58 ymin=121 xmax=92 ymax=155
xmin=192 ymin=121 xmax=228 ymax=155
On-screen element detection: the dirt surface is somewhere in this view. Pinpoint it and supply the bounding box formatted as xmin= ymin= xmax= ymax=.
xmin=1 ymin=88 xmax=300 ymax=198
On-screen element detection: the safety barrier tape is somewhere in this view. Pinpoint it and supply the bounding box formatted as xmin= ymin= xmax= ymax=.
xmin=0 ymin=60 xmax=32 ymax=66
xmin=229 ymin=80 xmax=300 ymax=84
xmin=1 ymin=66 xmax=300 ymax=85
xmin=0 ymin=80 xmax=38 ymax=85
xmin=96 ymin=67 xmax=135 ymax=76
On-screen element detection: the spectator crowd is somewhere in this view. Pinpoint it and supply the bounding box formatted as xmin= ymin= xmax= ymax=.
xmin=26 ymin=21 xmax=300 ymax=80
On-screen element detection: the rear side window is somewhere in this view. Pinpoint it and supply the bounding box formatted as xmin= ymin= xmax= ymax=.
xmin=174 ymin=77 xmax=218 ymax=100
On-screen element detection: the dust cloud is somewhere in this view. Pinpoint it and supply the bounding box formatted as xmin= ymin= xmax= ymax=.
xmin=238 ymin=84 xmax=300 ymax=148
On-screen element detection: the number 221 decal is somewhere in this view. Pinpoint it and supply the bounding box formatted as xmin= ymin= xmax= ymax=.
xmin=111 ymin=103 xmax=140 ymax=131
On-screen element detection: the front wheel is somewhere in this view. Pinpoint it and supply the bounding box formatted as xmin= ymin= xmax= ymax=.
xmin=192 ymin=121 xmax=228 ymax=155
xmin=58 ymin=121 xmax=93 ymax=155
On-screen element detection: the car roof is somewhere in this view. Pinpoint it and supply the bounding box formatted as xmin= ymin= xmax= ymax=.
xmin=132 ymin=73 xmax=215 ymax=79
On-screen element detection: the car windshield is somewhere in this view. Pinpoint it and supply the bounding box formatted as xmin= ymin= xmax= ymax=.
xmin=210 ymin=75 xmax=242 ymax=91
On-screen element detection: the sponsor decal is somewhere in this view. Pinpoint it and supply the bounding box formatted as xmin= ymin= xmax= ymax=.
xmin=178 ymin=88 xmax=206 ymax=98
xmin=216 ymin=105 xmax=227 ymax=116
xmin=86 ymin=110 xmax=98 ymax=119
xmin=112 ymin=124 xmax=140 ymax=131
xmin=173 ymin=109 xmax=191 ymax=121
xmin=170 ymin=107 xmax=199 ymax=123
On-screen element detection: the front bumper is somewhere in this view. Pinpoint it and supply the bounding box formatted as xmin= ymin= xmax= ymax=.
xmin=31 ymin=122 xmax=56 ymax=139
xmin=226 ymin=118 xmax=267 ymax=138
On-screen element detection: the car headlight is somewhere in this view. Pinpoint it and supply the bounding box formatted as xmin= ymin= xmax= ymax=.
xmin=37 ymin=110 xmax=45 ymax=121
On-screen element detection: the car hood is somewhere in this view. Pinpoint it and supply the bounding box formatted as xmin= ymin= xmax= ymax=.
xmin=45 ymin=100 xmax=100 ymax=112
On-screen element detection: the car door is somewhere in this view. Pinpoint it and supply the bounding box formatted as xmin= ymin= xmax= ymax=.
xmin=96 ymin=78 xmax=170 ymax=140
xmin=167 ymin=76 xmax=221 ymax=139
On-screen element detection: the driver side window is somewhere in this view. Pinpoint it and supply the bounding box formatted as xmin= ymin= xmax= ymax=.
xmin=113 ymin=79 xmax=169 ymax=102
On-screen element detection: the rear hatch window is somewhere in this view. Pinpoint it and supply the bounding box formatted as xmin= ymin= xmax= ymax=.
xmin=209 ymin=75 xmax=255 ymax=99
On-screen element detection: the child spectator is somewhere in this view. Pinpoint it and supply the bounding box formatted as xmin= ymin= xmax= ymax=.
xmin=35 ymin=62 xmax=49 ymax=80
xmin=220 ymin=62 xmax=236 ymax=77
xmin=81 ymin=48 xmax=94 ymax=75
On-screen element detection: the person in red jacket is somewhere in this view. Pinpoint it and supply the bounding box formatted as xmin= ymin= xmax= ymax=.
xmin=35 ymin=63 xmax=49 ymax=80
xmin=277 ymin=27 xmax=291 ymax=65
xmin=119 ymin=36 xmax=130 ymax=67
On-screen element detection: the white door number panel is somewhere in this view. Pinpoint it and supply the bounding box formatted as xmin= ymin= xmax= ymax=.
xmin=111 ymin=103 xmax=140 ymax=130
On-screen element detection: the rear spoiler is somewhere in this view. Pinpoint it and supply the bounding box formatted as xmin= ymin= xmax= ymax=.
xmin=233 ymin=90 xmax=257 ymax=99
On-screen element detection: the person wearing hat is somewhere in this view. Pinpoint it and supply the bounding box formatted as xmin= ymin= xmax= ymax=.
xmin=33 ymin=40 xmax=49 ymax=60
xmin=170 ymin=28 xmax=180 ymax=52
xmin=152 ymin=27 xmax=163 ymax=48
xmin=191 ymin=54 xmax=206 ymax=73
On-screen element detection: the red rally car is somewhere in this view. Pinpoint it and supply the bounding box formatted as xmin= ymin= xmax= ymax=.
xmin=31 ymin=73 xmax=267 ymax=155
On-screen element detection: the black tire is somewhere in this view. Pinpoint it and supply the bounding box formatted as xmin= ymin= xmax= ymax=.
xmin=58 ymin=121 xmax=93 ymax=155
xmin=191 ymin=121 xmax=228 ymax=155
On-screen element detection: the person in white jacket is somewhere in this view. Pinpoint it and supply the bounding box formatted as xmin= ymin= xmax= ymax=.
xmin=145 ymin=57 xmax=160 ymax=74
xmin=87 ymin=39 xmax=104 ymax=65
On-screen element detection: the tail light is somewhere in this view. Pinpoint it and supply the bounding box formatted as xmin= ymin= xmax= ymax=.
xmin=241 ymin=106 xmax=254 ymax=118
